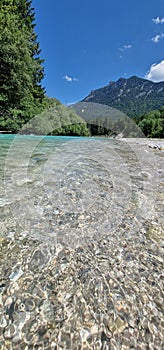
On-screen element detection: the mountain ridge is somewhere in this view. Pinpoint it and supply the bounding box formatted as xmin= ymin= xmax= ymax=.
xmin=82 ymin=76 xmax=164 ymax=117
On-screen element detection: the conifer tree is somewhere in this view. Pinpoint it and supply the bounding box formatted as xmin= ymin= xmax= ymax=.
xmin=0 ymin=0 xmax=45 ymax=131
xmin=14 ymin=0 xmax=45 ymax=100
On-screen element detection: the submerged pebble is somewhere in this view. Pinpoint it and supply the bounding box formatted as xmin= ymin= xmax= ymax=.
xmin=0 ymin=137 xmax=163 ymax=348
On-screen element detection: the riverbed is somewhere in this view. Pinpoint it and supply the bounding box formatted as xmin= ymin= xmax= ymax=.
xmin=0 ymin=135 xmax=163 ymax=349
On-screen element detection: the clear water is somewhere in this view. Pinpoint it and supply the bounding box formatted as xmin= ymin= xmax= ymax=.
xmin=0 ymin=134 xmax=162 ymax=247
xmin=0 ymin=135 xmax=163 ymax=348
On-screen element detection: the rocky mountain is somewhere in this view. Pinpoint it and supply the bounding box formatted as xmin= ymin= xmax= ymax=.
xmin=82 ymin=76 xmax=164 ymax=117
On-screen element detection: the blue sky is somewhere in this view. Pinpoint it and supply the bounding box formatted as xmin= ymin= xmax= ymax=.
xmin=32 ymin=0 xmax=164 ymax=104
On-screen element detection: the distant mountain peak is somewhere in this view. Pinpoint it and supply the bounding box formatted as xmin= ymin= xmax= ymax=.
xmin=117 ymin=77 xmax=127 ymax=82
xmin=82 ymin=76 xmax=164 ymax=117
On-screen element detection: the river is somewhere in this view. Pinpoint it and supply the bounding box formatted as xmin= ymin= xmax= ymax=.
xmin=0 ymin=135 xmax=163 ymax=348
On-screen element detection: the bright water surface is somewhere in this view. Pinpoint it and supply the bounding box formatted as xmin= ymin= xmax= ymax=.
xmin=0 ymin=135 xmax=164 ymax=348
xmin=0 ymin=134 xmax=162 ymax=247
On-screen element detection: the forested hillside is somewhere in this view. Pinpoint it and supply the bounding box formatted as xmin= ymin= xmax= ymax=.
xmin=71 ymin=103 xmax=164 ymax=138
xmin=82 ymin=76 xmax=164 ymax=118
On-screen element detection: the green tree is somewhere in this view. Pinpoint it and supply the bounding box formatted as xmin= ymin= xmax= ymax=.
xmin=0 ymin=0 xmax=45 ymax=131
xmin=137 ymin=108 xmax=164 ymax=138
xmin=14 ymin=0 xmax=45 ymax=101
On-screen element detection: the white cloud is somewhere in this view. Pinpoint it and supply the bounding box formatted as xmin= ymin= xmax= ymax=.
xmin=119 ymin=44 xmax=132 ymax=52
xmin=63 ymin=74 xmax=79 ymax=82
xmin=64 ymin=74 xmax=72 ymax=82
xmin=152 ymin=17 xmax=164 ymax=24
xmin=123 ymin=44 xmax=132 ymax=49
xmin=73 ymin=77 xmax=79 ymax=82
xmin=145 ymin=60 xmax=164 ymax=82
xmin=151 ymin=33 xmax=164 ymax=43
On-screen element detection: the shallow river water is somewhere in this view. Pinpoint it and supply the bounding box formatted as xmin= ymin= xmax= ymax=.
xmin=0 ymin=135 xmax=163 ymax=349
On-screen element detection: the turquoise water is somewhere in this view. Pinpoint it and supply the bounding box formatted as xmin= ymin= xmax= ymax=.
xmin=1 ymin=134 xmax=113 ymax=245
xmin=0 ymin=134 xmax=89 ymax=180
xmin=0 ymin=134 xmax=106 ymax=190
xmin=0 ymin=134 xmax=161 ymax=247
xmin=0 ymin=134 xmax=123 ymax=245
